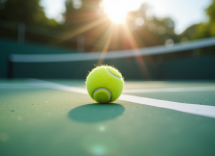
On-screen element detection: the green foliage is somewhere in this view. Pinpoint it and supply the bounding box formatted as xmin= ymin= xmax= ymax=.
xmin=62 ymin=0 xmax=105 ymax=51
xmin=181 ymin=0 xmax=215 ymax=41
xmin=206 ymin=0 xmax=215 ymax=23
xmin=3 ymin=0 xmax=213 ymax=51
xmin=0 ymin=0 xmax=58 ymax=27
xmin=179 ymin=24 xmax=198 ymax=42
xmin=64 ymin=0 xmax=101 ymax=30
xmin=127 ymin=4 xmax=179 ymax=47
xmin=0 ymin=0 xmax=62 ymax=46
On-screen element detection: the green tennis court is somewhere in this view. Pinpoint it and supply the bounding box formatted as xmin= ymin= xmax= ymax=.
xmin=1 ymin=0 xmax=215 ymax=155
xmin=1 ymin=79 xmax=215 ymax=156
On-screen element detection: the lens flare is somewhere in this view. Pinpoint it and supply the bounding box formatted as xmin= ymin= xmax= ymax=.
xmin=91 ymin=145 xmax=106 ymax=155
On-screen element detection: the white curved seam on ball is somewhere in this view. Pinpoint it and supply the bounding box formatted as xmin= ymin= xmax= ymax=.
xmin=105 ymin=68 xmax=121 ymax=80
xmin=93 ymin=88 xmax=112 ymax=102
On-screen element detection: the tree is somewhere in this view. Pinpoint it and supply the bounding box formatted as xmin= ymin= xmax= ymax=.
xmin=126 ymin=4 xmax=179 ymax=48
xmin=179 ymin=24 xmax=198 ymax=42
xmin=180 ymin=0 xmax=215 ymax=41
xmin=0 ymin=0 xmax=61 ymax=46
xmin=63 ymin=0 xmax=107 ymax=51
xmin=64 ymin=0 xmax=101 ymax=29
xmin=0 ymin=0 xmax=57 ymax=27
xmin=205 ymin=0 xmax=215 ymax=36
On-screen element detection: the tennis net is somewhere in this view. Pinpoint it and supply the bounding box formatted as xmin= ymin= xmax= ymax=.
xmin=7 ymin=37 xmax=215 ymax=80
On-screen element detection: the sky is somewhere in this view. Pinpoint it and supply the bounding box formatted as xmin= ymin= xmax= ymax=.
xmin=40 ymin=0 xmax=212 ymax=34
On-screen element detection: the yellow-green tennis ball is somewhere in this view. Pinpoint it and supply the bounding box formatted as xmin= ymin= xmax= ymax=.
xmin=86 ymin=65 xmax=124 ymax=104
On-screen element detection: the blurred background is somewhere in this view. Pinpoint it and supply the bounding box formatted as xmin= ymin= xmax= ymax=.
xmin=0 ymin=0 xmax=215 ymax=80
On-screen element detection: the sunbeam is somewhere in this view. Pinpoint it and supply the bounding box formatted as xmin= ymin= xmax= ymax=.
xmin=122 ymin=22 xmax=151 ymax=79
xmin=60 ymin=17 xmax=109 ymax=42
xmin=97 ymin=24 xmax=115 ymax=65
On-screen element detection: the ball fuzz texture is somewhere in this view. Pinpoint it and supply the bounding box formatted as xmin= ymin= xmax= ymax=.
xmin=86 ymin=65 xmax=124 ymax=104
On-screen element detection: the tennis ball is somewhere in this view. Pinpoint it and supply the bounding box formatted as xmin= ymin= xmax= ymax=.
xmin=86 ymin=65 xmax=124 ymax=104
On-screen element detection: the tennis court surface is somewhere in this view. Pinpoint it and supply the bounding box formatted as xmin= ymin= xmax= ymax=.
xmin=1 ymin=79 xmax=215 ymax=156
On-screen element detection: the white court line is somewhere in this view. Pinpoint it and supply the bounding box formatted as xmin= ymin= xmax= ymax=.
xmin=119 ymin=94 xmax=215 ymax=118
xmin=0 ymin=84 xmax=41 ymax=89
xmin=28 ymin=79 xmax=215 ymax=119
xmin=123 ymin=87 xmax=215 ymax=93
xmin=28 ymin=79 xmax=88 ymax=94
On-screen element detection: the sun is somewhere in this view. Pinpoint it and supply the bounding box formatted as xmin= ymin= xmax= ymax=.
xmin=102 ymin=0 xmax=140 ymax=23
xmin=106 ymin=12 xmax=126 ymax=24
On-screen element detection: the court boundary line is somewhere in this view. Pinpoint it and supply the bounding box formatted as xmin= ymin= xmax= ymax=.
xmin=26 ymin=79 xmax=215 ymax=119
xmin=2 ymin=83 xmax=215 ymax=93
xmin=0 ymin=84 xmax=41 ymax=89
xmin=123 ymin=86 xmax=215 ymax=93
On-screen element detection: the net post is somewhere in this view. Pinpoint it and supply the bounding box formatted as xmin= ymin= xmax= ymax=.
xmin=7 ymin=56 xmax=13 ymax=79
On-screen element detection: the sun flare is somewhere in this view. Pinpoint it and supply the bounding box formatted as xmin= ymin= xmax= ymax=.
xmin=102 ymin=0 xmax=140 ymax=23
xmin=107 ymin=12 xmax=126 ymax=23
